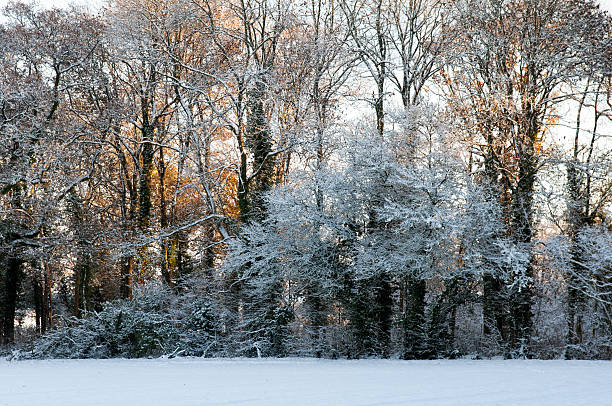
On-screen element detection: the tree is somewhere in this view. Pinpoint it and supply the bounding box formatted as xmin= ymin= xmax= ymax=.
xmin=386 ymin=0 xmax=450 ymax=107
xmin=442 ymin=0 xmax=609 ymax=355
xmin=0 ymin=2 xmax=103 ymax=343
xmin=560 ymin=69 xmax=612 ymax=356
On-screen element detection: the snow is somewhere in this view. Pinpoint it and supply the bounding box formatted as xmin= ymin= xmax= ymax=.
xmin=1 ymin=358 xmax=611 ymax=406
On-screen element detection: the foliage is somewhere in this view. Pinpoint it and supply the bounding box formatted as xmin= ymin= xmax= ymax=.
xmin=0 ymin=0 xmax=611 ymax=360
xmin=32 ymin=285 xmax=221 ymax=359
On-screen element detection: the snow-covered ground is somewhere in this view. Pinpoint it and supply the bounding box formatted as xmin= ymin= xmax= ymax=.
xmin=1 ymin=358 xmax=611 ymax=406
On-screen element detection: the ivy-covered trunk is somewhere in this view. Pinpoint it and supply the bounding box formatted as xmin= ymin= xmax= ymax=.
xmin=245 ymin=82 xmax=275 ymax=221
xmin=507 ymin=106 xmax=538 ymax=356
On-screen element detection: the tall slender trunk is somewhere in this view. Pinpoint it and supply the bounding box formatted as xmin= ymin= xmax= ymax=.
xmin=508 ymin=107 xmax=538 ymax=354
xmin=42 ymin=261 xmax=53 ymax=332
xmin=481 ymin=131 xmax=509 ymax=349
xmin=375 ymin=274 xmax=393 ymax=357
xmin=246 ymin=81 xmax=275 ymax=221
xmin=375 ymin=76 xmax=385 ymax=137
xmin=402 ymin=276 xmax=426 ymax=359
xmin=120 ymin=256 xmax=133 ymax=299
xmin=139 ymin=124 xmax=154 ymax=232
xmin=74 ymin=256 xmax=92 ymax=318
xmin=1 ymin=253 xmax=21 ymax=345
xmin=374 ymin=0 xmax=386 ymax=137
xmin=159 ymin=145 xmax=173 ymax=287
xmin=34 ymin=272 xmax=43 ymax=332
xmin=483 ymin=273 xmax=507 ymax=342
xmin=565 ymin=83 xmax=600 ymax=357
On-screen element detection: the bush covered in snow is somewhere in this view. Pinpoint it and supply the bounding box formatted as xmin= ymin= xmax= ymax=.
xmin=31 ymin=285 xmax=221 ymax=359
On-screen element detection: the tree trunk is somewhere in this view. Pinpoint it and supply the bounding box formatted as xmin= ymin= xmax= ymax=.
xmin=246 ymin=82 xmax=275 ymax=221
xmin=74 ymin=255 xmax=93 ymax=318
xmin=139 ymin=124 xmax=154 ymax=231
xmin=507 ymin=111 xmax=538 ymax=355
xmin=402 ymin=277 xmax=426 ymax=359
xmin=373 ymin=273 xmax=393 ymax=357
xmin=120 ymin=256 xmax=133 ymax=299
xmin=41 ymin=262 xmax=53 ymax=333
xmin=1 ymin=253 xmax=21 ymax=345
xmin=375 ymin=75 xmax=385 ymax=137
xmin=565 ymin=159 xmax=587 ymax=356
xmin=158 ymin=145 xmax=173 ymax=287
xmin=483 ymin=272 xmax=507 ymax=341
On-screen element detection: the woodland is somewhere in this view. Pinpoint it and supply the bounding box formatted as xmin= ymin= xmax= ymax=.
xmin=0 ymin=0 xmax=611 ymax=360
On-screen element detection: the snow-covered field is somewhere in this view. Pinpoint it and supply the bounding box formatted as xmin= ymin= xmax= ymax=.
xmin=1 ymin=358 xmax=611 ymax=406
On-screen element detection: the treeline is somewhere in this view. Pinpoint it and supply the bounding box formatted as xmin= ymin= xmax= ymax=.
xmin=1 ymin=0 xmax=612 ymax=360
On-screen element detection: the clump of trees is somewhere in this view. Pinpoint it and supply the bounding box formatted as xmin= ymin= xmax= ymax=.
xmin=1 ymin=0 xmax=612 ymax=360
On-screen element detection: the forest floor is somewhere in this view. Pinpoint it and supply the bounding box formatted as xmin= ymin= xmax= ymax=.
xmin=1 ymin=357 xmax=610 ymax=405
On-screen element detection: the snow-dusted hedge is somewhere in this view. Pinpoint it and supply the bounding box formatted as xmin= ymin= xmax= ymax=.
xmin=32 ymin=285 xmax=221 ymax=359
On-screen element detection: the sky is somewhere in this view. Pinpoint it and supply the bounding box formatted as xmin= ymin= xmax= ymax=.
xmin=0 ymin=0 xmax=611 ymax=12
xmin=0 ymin=0 xmax=104 ymax=12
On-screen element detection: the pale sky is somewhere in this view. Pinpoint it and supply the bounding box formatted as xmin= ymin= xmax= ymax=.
xmin=0 ymin=0 xmax=104 ymax=12
xmin=0 ymin=0 xmax=611 ymax=12
xmin=597 ymin=0 xmax=611 ymax=12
